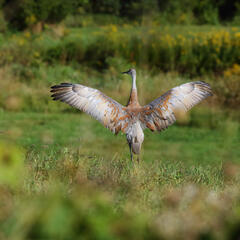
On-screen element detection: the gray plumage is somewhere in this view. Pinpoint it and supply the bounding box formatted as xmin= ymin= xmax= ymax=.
xmin=51 ymin=69 xmax=212 ymax=161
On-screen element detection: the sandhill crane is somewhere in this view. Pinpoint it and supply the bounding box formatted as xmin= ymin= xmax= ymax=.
xmin=51 ymin=69 xmax=212 ymax=161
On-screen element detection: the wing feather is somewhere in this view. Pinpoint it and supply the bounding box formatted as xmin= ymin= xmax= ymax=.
xmin=140 ymin=81 xmax=212 ymax=132
xmin=51 ymin=83 xmax=129 ymax=134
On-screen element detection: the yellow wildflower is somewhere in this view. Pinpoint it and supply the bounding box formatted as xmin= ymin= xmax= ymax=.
xmin=34 ymin=51 xmax=40 ymax=58
xmin=18 ymin=38 xmax=25 ymax=46
xmin=224 ymin=70 xmax=231 ymax=78
xmin=110 ymin=25 xmax=117 ymax=33
xmin=24 ymin=31 xmax=31 ymax=38
xmin=26 ymin=15 xmax=36 ymax=25
xmin=234 ymin=32 xmax=240 ymax=38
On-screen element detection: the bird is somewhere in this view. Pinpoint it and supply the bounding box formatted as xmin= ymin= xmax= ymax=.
xmin=50 ymin=68 xmax=212 ymax=162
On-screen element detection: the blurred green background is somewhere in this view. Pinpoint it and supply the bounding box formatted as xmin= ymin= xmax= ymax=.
xmin=0 ymin=0 xmax=240 ymax=239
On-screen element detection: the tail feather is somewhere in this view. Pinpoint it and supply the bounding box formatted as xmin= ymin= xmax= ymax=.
xmin=132 ymin=142 xmax=141 ymax=154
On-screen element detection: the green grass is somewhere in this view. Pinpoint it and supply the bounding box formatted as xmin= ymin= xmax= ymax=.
xmin=0 ymin=110 xmax=240 ymax=239
xmin=1 ymin=111 xmax=239 ymax=179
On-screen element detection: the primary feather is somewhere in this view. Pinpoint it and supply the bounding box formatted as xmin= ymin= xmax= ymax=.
xmin=140 ymin=81 xmax=213 ymax=132
xmin=51 ymin=83 xmax=128 ymax=134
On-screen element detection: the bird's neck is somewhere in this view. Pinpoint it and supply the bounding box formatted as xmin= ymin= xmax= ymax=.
xmin=128 ymin=74 xmax=140 ymax=107
xmin=132 ymin=73 xmax=137 ymax=90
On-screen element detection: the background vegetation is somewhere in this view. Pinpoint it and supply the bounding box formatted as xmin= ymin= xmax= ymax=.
xmin=1 ymin=0 xmax=240 ymax=29
xmin=0 ymin=0 xmax=240 ymax=239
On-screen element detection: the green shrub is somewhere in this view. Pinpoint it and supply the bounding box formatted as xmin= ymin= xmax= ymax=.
xmin=0 ymin=10 xmax=7 ymax=32
xmin=0 ymin=26 xmax=240 ymax=110
xmin=2 ymin=0 xmax=77 ymax=30
xmin=0 ymin=142 xmax=25 ymax=188
xmin=40 ymin=26 xmax=240 ymax=75
xmin=1 ymin=0 xmax=240 ymax=29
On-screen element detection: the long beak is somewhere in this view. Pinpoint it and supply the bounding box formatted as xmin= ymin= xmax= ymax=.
xmin=122 ymin=71 xmax=128 ymax=74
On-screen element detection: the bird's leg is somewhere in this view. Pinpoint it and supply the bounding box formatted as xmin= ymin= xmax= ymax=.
xmin=137 ymin=155 xmax=140 ymax=164
xmin=128 ymin=143 xmax=133 ymax=161
xmin=130 ymin=147 xmax=133 ymax=162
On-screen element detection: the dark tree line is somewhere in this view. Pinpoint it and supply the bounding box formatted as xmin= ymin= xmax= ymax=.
xmin=0 ymin=0 xmax=239 ymax=30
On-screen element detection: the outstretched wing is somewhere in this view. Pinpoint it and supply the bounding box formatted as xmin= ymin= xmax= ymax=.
xmin=140 ymin=81 xmax=212 ymax=132
xmin=51 ymin=83 xmax=129 ymax=134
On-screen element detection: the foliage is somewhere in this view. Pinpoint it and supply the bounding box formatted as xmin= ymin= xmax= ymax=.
xmin=2 ymin=186 xmax=151 ymax=240
xmin=91 ymin=0 xmax=121 ymax=15
xmin=2 ymin=0 xmax=77 ymax=30
xmin=157 ymin=0 xmax=220 ymax=24
xmin=0 ymin=10 xmax=7 ymax=32
xmin=0 ymin=26 xmax=239 ymax=112
xmin=0 ymin=142 xmax=25 ymax=187
xmin=0 ymin=26 xmax=240 ymax=76
xmin=1 ymin=0 xmax=240 ymax=30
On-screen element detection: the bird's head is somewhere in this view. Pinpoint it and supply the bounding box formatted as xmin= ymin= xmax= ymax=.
xmin=122 ymin=68 xmax=136 ymax=76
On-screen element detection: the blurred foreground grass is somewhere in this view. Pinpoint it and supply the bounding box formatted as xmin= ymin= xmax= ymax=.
xmin=0 ymin=111 xmax=240 ymax=239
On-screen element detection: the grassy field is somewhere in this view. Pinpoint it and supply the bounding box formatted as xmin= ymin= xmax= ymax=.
xmin=0 ymin=23 xmax=240 ymax=239
xmin=0 ymin=110 xmax=240 ymax=239
xmin=1 ymin=111 xmax=240 ymax=167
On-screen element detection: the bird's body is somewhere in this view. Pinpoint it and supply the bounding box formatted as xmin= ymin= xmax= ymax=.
xmin=51 ymin=69 xmax=212 ymax=161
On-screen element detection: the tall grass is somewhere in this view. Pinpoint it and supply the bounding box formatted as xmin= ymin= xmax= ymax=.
xmin=0 ymin=25 xmax=239 ymax=112
xmin=0 ymin=63 xmax=239 ymax=112
xmin=0 ymin=25 xmax=240 ymax=75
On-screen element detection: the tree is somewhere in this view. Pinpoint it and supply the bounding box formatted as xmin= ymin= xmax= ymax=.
xmin=2 ymin=0 xmax=77 ymax=30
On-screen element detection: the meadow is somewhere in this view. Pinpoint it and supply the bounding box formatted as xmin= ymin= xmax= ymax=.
xmin=1 ymin=110 xmax=240 ymax=239
xmin=0 ymin=23 xmax=240 ymax=239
